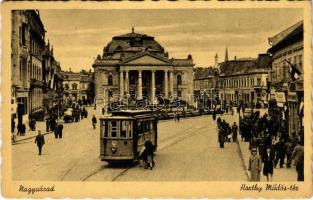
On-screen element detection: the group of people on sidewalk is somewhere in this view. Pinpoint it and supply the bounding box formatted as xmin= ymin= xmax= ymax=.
xmin=215 ymin=116 xmax=238 ymax=148
xmin=11 ymin=116 xmax=38 ymax=143
xmin=240 ymin=111 xmax=304 ymax=182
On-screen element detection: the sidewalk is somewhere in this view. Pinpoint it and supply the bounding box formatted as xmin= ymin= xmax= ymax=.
xmin=237 ymin=138 xmax=298 ymax=181
xmin=13 ymin=121 xmax=52 ymax=143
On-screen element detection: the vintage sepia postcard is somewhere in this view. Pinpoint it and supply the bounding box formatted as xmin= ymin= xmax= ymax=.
xmin=1 ymin=1 xmax=312 ymax=198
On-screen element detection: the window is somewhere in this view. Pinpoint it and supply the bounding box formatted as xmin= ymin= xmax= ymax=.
xmin=178 ymin=91 xmax=182 ymax=97
xmin=110 ymin=121 xmax=118 ymax=138
xmin=257 ymin=78 xmax=261 ymax=86
xmin=120 ymin=121 xmax=127 ymax=138
xmin=108 ymin=91 xmax=113 ymax=97
xmin=21 ymin=23 xmax=27 ymax=46
xmin=19 ymin=59 xmax=22 ymax=80
xmin=108 ymin=75 xmax=113 ymax=86
xmin=64 ymin=84 xmax=69 ymax=90
xmin=177 ymin=75 xmax=182 ymax=85
xmin=128 ymin=121 xmax=132 ymax=138
xmin=298 ymin=55 xmax=303 ymax=69
xmin=72 ymin=83 xmax=77 ymax=90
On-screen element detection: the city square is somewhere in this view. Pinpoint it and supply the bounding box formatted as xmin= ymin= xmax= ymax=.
xmin=10 ymin=9 xmax=304 ymax=183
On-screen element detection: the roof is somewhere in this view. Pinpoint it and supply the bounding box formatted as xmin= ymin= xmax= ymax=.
xmin=171 ymin=58 xmax=194 ymax=66
xmin=113 ymin=32 xmax=154 ymax=39
xmin=120 ymin=51 xmax=171 ymax=65
xmin=269 ymin=21 xmax=303 ymax=47
xmin=61 ymin=71 xmax=81 ymax=81
xmin=219 ymin=54 xmax=271 ymax=77
xmin=194 ymin=67 xmax=218 ymax=79
xmin=104 ymin=31 xmax=164 ymax=56
xmin=80 ymin=75 xmax=91 ymax=82
xmin=94 ymin=30 xmax=194 ymax=68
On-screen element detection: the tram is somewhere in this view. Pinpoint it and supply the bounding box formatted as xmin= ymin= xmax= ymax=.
xmin=99 ymin=110 xmax=158 ymax=163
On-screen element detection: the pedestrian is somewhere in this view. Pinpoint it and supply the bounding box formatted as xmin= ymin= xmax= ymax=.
xmin=218 ymin=129 xmax=225 ymax=148
xmin=21 ymin=123 xmax=26 ymax=136
xmin=50 ymin=116 xmax=56 ymax=132
xmin=54 ymin=124 xmax=59 ymax=139
xmin=58 ymin=122 xmax=64 ymax=138
xmin=262 ymin=147 xmax=275 ymax=181
xmin=35 ymin=130 xmax=45 ymax=155
xmin=284 ymin=138 xmax=294 ymax=168
xmin=144 ymin=136 xmax=155 ymax=170
xmin=212 ymin=110 xmax=216 ymax=121
xmin=217 ymin=117 xmax=221 ymax=129
xmin=242 ymin=104 xmax=246 ymax=114
xmin=29 ymin=117 xmax=33 ymax=131
xmin=81 ymin=109 xmax=84 ymax=120
xmin=11 ymin=117 xmax=15 ymax=134
xmin=92 ymin=115 xmax=97 ymax=129
xmin=292 ymin=141 xmax=304 ymax=181
xmin=274 ymin=138 xmax=286 ymax=168
xmin=226 ymin=123 xmax=232 ymax=142
xmin=32 ymin=118 xmax=36 ymax=131
xmin=46 ymin=117 xmax=50 ymax=132
xmin=248 ymin=148 xmax=262 ymax=181
xmin=85 ymin=110 xmax=88 ymax=118
xmin=231 ymin=122 xmax=238 ymax=142
xmin=237 ymin=105 xmax=241 ymax=114
xmin=177 ymin=113 xmax=180 ymax=122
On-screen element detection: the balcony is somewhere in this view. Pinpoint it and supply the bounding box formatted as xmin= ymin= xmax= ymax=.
xmin=30 ymin=79 xmax=43 ymax=87
xmin=20 ymin=46 xmax=28 ymax=58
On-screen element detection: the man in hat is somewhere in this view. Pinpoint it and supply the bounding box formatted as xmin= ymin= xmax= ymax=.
xmin=35 ymin=130 xmax=45 ymax=155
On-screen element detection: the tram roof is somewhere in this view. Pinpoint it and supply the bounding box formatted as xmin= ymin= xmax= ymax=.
xmin=98 ymin=110 xmax=155 ymax=119
xmin=111 ymin=110 xmax=153 ymax=116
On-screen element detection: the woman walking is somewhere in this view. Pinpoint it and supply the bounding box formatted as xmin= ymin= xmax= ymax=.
xmin=248 ymin=148 xmax=262 ymax=181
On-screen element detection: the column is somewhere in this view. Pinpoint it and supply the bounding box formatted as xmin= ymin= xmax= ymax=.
xmin=119 ymin=70 xmax=124 ymax=97
xmin=169 ymin=71 xmax=174 ymax=99
xmin=125 ymin=70 xmax=129 ymax=95
xmin=151 ymin=70 xmax=155 ymax=103
xmin=138 ymin=70 xmax=142 ymax=100
xmin=164 ymin=70 xmax=168 ymax=98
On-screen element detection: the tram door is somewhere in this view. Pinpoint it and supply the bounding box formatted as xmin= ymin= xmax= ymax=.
xmin=135 ymin=120 xmax=156 ymax=154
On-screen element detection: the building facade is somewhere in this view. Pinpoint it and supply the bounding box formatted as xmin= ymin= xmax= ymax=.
xmin=12 ymin=10 xmax=46 ymax=122
xmin=267 ymin=20 xmax=303 ymax=135
xmin=42 ymin=41 xmax=63 ymax=112
xmin=92 ymin=28 xmax=195 ymax=106
xmin=62 ymin=70 xmax=94 ymax=105
xmin=194 ymin=67 xmax=219 ymax=106
xmin=219 ymin=54 xmax=271 ymax=107
xmin=11 ymin=10 xmax=63 ymax=123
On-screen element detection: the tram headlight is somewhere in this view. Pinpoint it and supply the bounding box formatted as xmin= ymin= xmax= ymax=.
xmin=111 ymin=141 xmax=117 ymax=153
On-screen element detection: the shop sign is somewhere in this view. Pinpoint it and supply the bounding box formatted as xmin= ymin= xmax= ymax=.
xmin=275 ymin=92 xmax=286 ymax=103
xmin=287 ymin=92 xmax=298 ymax=102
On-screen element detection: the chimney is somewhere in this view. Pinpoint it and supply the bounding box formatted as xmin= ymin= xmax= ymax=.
xmin=234 ymin=56 xmax=237 ymax=60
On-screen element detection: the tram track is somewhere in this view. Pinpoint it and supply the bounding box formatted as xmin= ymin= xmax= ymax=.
xmin=81 ymin=122 xmax=209 ymax=182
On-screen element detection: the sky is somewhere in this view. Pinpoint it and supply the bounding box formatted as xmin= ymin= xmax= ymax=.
xmin=39 ymin=9 xmax=303 ymax=72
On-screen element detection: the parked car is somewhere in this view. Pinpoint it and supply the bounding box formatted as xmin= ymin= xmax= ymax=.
xmin=63 ymin=108 xmax=73 ymax=123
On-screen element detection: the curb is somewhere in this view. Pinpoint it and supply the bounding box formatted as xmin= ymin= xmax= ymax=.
xmin=236 ymin=138 xmax=250 ymax=181
xmin=13 ymin=131 xmax=52 ymax=144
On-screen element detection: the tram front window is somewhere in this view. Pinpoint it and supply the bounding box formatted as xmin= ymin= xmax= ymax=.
xmin=120 ymin=121 xmax=127 ymax=138
xmin=102 ymin=121 xmax=108 ymax=138
xmin=110 ymin=121 xmax=117 ymax=138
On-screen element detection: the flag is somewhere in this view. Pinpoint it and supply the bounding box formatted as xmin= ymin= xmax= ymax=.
xmin=284 ymin=59 xmax=301 ymax=81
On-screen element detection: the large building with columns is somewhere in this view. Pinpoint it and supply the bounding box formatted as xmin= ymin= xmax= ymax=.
xmin=92 ymin=28 xmax=195 ymax=106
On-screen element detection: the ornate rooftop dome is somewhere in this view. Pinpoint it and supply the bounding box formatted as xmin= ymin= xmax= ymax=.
xmin=103 ymin=27 xmax=165 ymax=58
